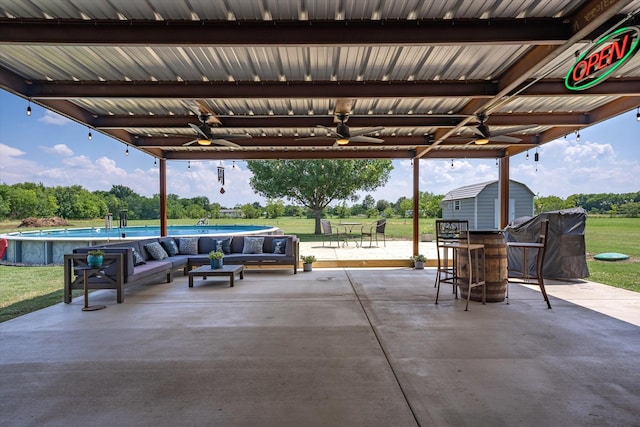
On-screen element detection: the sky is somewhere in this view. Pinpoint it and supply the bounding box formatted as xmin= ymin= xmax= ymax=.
xmin=1 ymin=90 xmax=639 ymax=208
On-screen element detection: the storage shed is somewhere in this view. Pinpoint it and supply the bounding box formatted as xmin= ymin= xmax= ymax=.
xmin=440 ymin=180 xmax=534 ymax=230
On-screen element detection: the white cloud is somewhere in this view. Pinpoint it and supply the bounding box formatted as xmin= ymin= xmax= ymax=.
xmin=0 ymin=143 xmax=26 ymax=158
xmin=41 ymin=144 xmax=74 ymax=156
xmin=38 ymin=110 xmax=72 ymax=126
xmin=0 ymin=143 xmax=40 ymax=183
xmin=165 ymin=161 xmax=261 ymax=207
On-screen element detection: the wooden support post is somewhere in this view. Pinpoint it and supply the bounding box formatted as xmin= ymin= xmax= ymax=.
xmin=498 ymin=157 xmax=510 ymax=229
xmin=159 ymin=158 xmax=167 ymax=237
xmin=412 ymin=157 xmax=420 ymax=256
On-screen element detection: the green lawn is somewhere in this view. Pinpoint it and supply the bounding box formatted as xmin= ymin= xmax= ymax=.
xmin=1 ymin=216 xmax=637 ymax=322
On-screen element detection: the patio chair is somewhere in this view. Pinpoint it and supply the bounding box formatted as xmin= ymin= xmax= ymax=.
xmin=434 ymin=220 xmax=486 ymax=311
xmin=360 ymin=219 xmax=387 ymax=247
xmin=320 ymin=219 xmax=346 ymax=247
xmin=506 ymin=219 xmax=552 ymax=309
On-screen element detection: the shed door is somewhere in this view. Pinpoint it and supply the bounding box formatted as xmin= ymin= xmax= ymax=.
xmin=494 ymin=198 xmax=516 ymax=229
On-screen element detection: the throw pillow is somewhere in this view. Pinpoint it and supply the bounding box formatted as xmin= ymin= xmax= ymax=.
xmin=242 ymin=236 xmax=264 ymax=254
xmin=272 ymin=238 xmax=287 ymax=254
xmin=144 ymin=242 xmax=168 ymax=260
xmin=131 ymin=247 xmax=147 ymax=266
xmin=214 ymin=237 xmax=232 ymax=255
xmin=160 ymin=238 xmax=179 ymax=256
xmin=177 ymin=237 xmax=198 ymax=255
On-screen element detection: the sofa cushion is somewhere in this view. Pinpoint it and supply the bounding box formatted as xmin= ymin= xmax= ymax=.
xmin=144 ymin=242 xmax=169 ymax=260
xmin=160 ymin=237 xmax=179 ymax=256
xmin=177 ymin=237 xmax=198 ymax=255
xmin=242 ymin=236 xmax=264 ymax=254
xmin=128 ymin=260 xmax=172 ymax=282
xmin=272 ymin=238 xmax=287 ymax=254
xmin=214 ymin=237 xmax=232 ymax=254
xmin=131 ymin=247 xmax=146 ymax=266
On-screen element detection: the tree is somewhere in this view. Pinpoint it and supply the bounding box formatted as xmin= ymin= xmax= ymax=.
xmin=265 ymin=199 xmax=285 ymax=219
xmin=247 ymin=160 xmax=393 ymax=233
xmin=534 ymin=195 xmax=569 ymax=214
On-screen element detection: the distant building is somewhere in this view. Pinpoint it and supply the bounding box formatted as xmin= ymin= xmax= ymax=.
xmin=219 ymin=209 xmax=244 ymax=218
xmin=440 ymin=180 xmax=534 ymax=230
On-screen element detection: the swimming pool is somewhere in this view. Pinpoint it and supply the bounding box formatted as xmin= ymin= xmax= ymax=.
xmin=1 ymin=224 xmax=279 ymax=265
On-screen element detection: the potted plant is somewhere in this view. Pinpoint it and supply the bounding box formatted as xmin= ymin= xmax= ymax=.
xmin=411 ymin=254 xmax=427 ymax=269
xmin=420 ymin=228 xmax=434 ymax=242
xmin=300 ymin=254 xmax=316 ymax=272
xmin=208 ymin=250 xmax=224 ymax=269
xmin=87 ymin=249 xmax=104 ymax=267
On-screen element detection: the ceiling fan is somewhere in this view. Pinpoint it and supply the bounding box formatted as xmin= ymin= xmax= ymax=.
xmin=461 ymin=113 xmax=537 ymax=145
xmin=296 ymin=98 xmax=385 ymax=146
xmin=183 ymin=102 xmax=251 ymax=148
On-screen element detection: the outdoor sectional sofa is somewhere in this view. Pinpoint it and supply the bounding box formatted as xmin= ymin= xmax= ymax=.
xmin=64 ymin=234 xmax=299 ymax=304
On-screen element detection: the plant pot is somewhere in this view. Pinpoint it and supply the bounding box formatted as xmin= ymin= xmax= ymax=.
xmin=87 ymin=254 xmax=103 ymax=267
xmin=210 ymin=259 xmax=223 ymax=269
xmin=413 ymin=261 xmax=424 ymax=270
xmin=420 ymin=233 xmax=433 ymax=242
xmin=303 ymin=263 xmax=313 ymax=272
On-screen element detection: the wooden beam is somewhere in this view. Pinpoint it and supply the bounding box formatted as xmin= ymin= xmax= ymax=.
xmin=0 ymin=18 xmax=572 ymax=46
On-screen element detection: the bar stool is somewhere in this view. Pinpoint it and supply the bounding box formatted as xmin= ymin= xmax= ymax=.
xmin=434 ymin=220 xmax=486 ymax=311
xmin=506 ymin=219 xmax=552 ymax=309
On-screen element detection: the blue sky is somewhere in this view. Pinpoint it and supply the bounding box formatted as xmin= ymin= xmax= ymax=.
xmin=1 ymin=90 xmax=638 ymax=208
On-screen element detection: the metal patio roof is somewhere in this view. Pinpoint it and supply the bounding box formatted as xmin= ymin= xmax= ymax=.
xmin=1 ymin=0 xmax=639 ymax=163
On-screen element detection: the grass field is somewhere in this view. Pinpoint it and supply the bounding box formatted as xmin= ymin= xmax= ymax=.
xmin=1 ymin=216 xmax=637 ymax=322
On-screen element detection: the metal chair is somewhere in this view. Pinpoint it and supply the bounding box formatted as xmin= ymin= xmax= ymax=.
xmin=434 ymin=220 xmax=486 ymax=311
xmin=360 ymin=219 xmax=386 ymax=247
xmin=506 ymin=219 xmax=552 ymax=309
xmin=320 ymin=219 xmax=346 ymax=247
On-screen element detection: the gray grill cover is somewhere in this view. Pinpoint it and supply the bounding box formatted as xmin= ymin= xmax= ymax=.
xmin=504 ymin=208 xmax=589 ymax=279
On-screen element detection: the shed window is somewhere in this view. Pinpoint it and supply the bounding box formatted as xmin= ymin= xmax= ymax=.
xmin=454 ymin=200 xmax=460 ymax=211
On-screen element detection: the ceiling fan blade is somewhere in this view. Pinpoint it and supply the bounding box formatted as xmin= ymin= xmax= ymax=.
xmin=467 ymin=126 xmax=488 ymax=138
xmin=183 ymin=139 xmax=198 ymax=146
xmin=348 ymin=126 xmax=384 ymax=137
xmin=316 ymin=125 xmax=340 ymax=138
xmin=210 ymin=133 xmax=252 ymax=139
xmin=211 ymin=139 xmax=241 ymax=148
xmin=486 ymin=135 xmax=522 ymax=143
xmin=489 ymin=124 xmax=538 ymax=136
xmin=188 ymin=123 xmax=209 ymax=139
xmin=349 ymin=135 xmax=385 ymax=143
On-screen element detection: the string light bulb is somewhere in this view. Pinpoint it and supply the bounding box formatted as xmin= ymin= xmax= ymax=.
xmin=125 ymin=147 xmax=129 ymax=156
xmin=88 ymin=131 xmax=92 ymax=141
xmin=153 ymin=158 xmax=157 ymax=168
xmin=576 ymin=130 xmax=580 ymax=141
xmin=636 ymin=107 xmax=640 ymax=122
xmin=26 ymin=101 xmax=32 ymax=116
xmin=188 ymin=161 xmax=191 ymax=169
xmin=526 ymin=150 xmax=529 ymax=160
xmin=451 ymin=159 xmax=454 ymax=169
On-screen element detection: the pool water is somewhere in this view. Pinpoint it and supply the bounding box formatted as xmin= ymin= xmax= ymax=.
xmin=12 ymin=225 xmax=274 ymax=239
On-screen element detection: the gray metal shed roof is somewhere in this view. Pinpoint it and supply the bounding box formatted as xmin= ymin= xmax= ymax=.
xmin=442 ymin=180 xmax=534 ymax=201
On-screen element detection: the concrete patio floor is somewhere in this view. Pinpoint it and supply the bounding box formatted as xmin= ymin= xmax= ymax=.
xmin=2 ymin=259 xmax=639 ymax=427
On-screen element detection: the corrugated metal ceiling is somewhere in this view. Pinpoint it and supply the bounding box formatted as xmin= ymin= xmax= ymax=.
xmin=0 ymin=0 xmax=638 ymax=161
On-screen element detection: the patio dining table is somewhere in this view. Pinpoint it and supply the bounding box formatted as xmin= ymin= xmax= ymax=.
xmin=339 ymin=222 xmax=362 ymax=247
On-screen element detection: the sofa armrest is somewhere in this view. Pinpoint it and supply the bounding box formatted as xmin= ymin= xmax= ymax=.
xmin=64 ymin=253 xmax=124 ymax=303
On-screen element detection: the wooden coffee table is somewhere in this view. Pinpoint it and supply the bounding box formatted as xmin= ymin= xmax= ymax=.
xmin=188 ymin=264 xmax=244 ymax=288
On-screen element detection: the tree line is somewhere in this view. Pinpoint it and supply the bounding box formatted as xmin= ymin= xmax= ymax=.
xmin=1 ymin=181 xmax=637 ymax=222
xmin=535 ymin=192 xmax=640 ymax=216
xmin=0 ymin=182 xmax=444 ymax=221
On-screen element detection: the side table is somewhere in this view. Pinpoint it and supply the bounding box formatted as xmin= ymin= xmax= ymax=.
xmin=74 ymin=266 xmax=108 ymax=311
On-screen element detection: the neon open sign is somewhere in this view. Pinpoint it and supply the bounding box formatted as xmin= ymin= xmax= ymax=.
xmin=565 ymin=26 xmax=639 ymax=91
